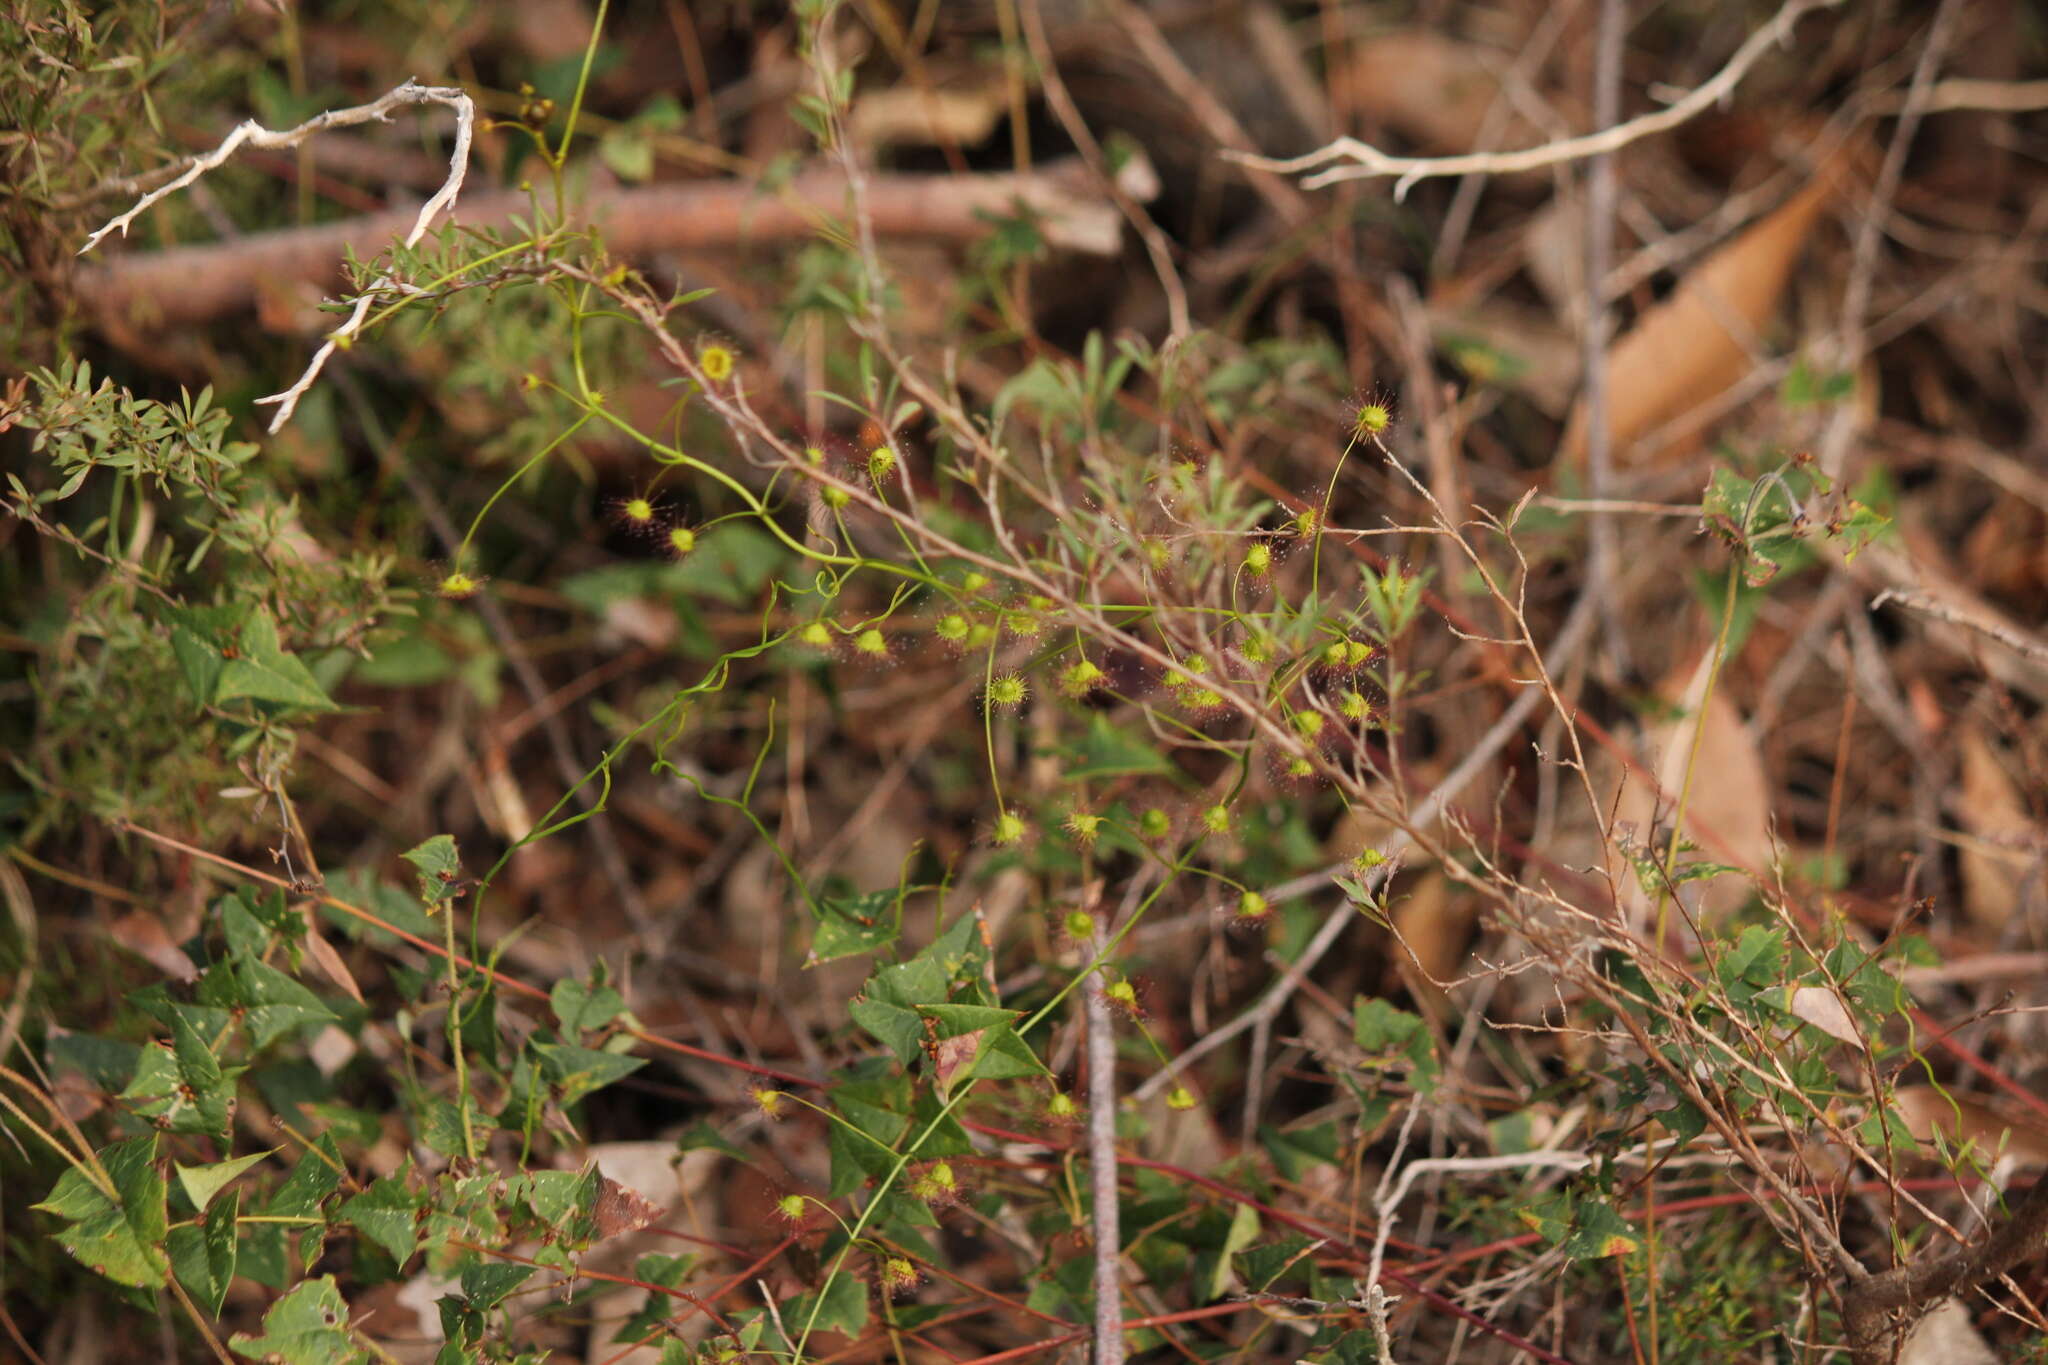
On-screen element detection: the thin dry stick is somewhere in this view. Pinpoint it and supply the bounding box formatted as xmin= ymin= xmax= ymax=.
xmin=1583 ymin=0 xmax=1630 ymax=680
xmin=1817 ymin=0 xmax=1962 ymax=478
xmin=1235 ymin=0 xmax=1844 ymax=196
xmin=79 ymin=79 xmax=475 ymax=434
xmin=1085 ymin=943 xmax=1125 ymax=1365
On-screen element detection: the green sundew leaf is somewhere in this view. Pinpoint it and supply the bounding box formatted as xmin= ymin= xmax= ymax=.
xmin=35 ymin=1137 xmax=169 ymax=1289
xmin=169 ymin=1188 xmax=240 ymax=1317
xmin=1260 ymin=1121 xmax=1341 ymax=1182
xmin=551 ymin=978 xmax=627 ymax=1037
xmin=177 ymin=1150 xmax=273 ymax=1213
xmin=459 ymin=1261 xmax=534 ymax=1311
xmin=1208 ymin=1201 xmax=1262 ymax=1301
xmin=339 ymin=1169 xmax=420 ymax=1267
xmin=401 ymin=835 xmax=463 ymax=907
xmin=215 ymin=611 xmax=339 ymax=712
xmin=811 ymin=889 xmax=901 ymax=962
xmin=1559 ymin=1199 xmax=1640 ymax=1260
xmin=1064 ymin=712 xmax=1172 ymax=781
xmin=229 ymin=1275 xmax=366 ymax=1363
xmin=1238 ymin=1234 xmax=1318 ymax=1293
xmin=534 ymin=1043 xmax=646 ymax=1105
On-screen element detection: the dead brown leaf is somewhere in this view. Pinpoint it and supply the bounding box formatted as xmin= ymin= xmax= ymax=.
xmin=1891 ymin=1085 xmax=2048 ymax=1168
xmin=1331 ymin=32 xmax=1555 ymax=169
xmin=1563 ymin=150 xmax=1853 ymax=467
xmin=1616 ymin=653 xmax=1775 ymax=925
xmin=106 ymin=909 xmax=197 ymax=983
xmin=1954 ymin=722 xmax=2041 ymax=932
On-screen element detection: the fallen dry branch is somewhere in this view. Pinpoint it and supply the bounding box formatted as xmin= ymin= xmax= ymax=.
xmin=75 ymin=157 xmax=1147 ymax=331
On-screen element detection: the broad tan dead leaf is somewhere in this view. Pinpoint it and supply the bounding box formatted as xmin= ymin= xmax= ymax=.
xmin=1390 ymin=870 xmax=1477 ymax=1011
xmin=299 ymin=904 xmax=364 ymax=1005
xmin=1787 ymin=985 xmax=1861 ymax=1045
xmin=106 ymin=910 xmax=197 ymax=983
xmin=850 ymin=82 xmax=1009 ymax=150
xmin=1954 ymin=722 xmax=2041 ymax=932
xmin=1616 ymin=653 xmax=1774 ymax=925
xmin=1900 ymin=1299 xmax=1997 ymax=1365
xmin=1331 ymin=32 xmax=1554 ymax=170
xmin=1564 ymin=153 xmax=1853 ymax=466
xmin=1890 ymin=1085 xmax=2048 ymax=1168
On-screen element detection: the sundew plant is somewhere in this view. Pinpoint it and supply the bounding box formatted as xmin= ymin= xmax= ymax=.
xmin=4 ymin=3 xmax=2041 ymax=1365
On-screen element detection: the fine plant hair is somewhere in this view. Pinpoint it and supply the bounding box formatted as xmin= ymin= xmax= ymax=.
xmin=6 ymin=5 xmax=2045 ymax=1365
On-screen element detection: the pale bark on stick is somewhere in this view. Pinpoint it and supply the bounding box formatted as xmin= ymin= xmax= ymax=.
xmin=76 ymin=159 xmax=1143 ymax=330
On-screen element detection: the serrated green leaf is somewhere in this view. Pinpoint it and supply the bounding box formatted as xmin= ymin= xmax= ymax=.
xmin=552 ymin=978 xmax=627 ymax=1036
xmin=810 ymin=889 xmax=901 ymax=962
xmin=534 ymin=1043 xmax=646 ymax=1105
xmin=35 ymin=1137 xmax=169 ymax=1289
xmin=1064 ymin=712 xmax=1171 ymax=781
xmin=170 ymin=1188 xmax=241 ymax=1317
xmin=401 ymin=835 xmax=462 ymax=906
xmin=339 ymin=1169 xmax=419 ymax=1267
xmin=177 ymin=1149 xmax=273 ymax=1213
xmin=459 ymin=1261 xmax=534 ymax=1311
xmin=215 ymin=611 xmax=338 ymax=712
xmin=1208 ymin=1200 xmax=1261 ymax=1301
xmin=1560 ymin=1199 xmax=1640 ymax=1260
xmin=778 ymin=1271 xmax=869 ymax=1345
xmin=1260 ymin=1122 xmax=1340 ymax=1181
xmin=229 ymin=1275 xmax=365 ymax=1363
xmin=1238 ymin=1234 xmax=1317 ymax=1293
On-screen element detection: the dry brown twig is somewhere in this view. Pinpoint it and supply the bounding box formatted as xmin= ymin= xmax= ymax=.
xmin=78 ymin=78 xmax=475 ymax=433
xmin=1235 ymin=0 xmax=1846 ymax=197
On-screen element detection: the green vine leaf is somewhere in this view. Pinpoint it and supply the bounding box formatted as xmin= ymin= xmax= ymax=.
xmin=34 ymin=1136 xmax=170 ymax=1289
xmin=229 ymin=1275 xmax=367 ymax=1364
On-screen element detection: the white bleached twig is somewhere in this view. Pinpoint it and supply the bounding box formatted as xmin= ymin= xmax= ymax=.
xmin=80 ymin=79 xmax=474 ymax=433
xmin=1230 ymin=0 xmax=1845 ymax=198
